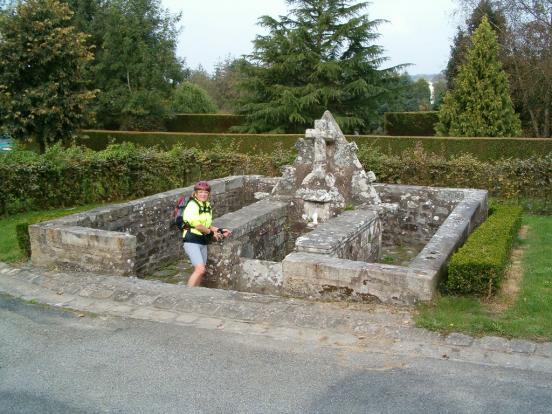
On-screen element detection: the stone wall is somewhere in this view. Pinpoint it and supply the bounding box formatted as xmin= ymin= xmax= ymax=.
xmin=295 ymin=208 xmax=381 ymax=262
xmin=30 ymin=176 xmax=269 ymax=276
xmin=204 ymin=198 xmax=290 ymax=290
xmin=374 ymin=184 xmax=471 ymax=247
xmin=283 ymin=252 xmax=434 ymax=304
xmin=282 ymin=186 xmax=488 ymax=304
xmin=236 ymin=259 xmax=284 ymax=295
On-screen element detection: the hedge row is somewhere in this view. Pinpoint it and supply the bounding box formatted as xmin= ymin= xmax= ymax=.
xmin=165 ymin=114 xmax=245 ymax=133
xmin=445 ymin=205 xmax=523 ymax=296
xmin=2 ymin=143 xmax=552 ymax=216
xmin=360 ymin=144 xmax=552 ymax=204
xmin=79 ymin=130 xmax=552 ymax=161
xmin=384 ymin=111 xmax=439 ymax=136
xmin=78 ymin=130 xmax=302 ymax=153
xmin=0 ymin=143 xmax=290 ymax=216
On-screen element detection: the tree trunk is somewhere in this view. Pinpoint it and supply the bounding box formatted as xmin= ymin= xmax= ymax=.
xmin=544 ymin=106 xmax=550 ymax=138
xmin=127 ymin=70 xmax=132 ymax=92
xmin=528 ymin=109 xmax=541 ymax=137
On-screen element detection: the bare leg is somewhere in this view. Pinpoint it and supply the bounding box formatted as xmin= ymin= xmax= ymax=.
xmin=187 ymin=264 xmax=206 ymax=287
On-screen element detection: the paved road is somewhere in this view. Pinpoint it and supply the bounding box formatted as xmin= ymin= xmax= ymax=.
xmin=1 ymin=294 xmax=551 ymax=414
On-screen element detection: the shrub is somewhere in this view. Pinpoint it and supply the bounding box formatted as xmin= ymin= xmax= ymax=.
xmin=445 ymin=205 xmax=523 ymax=296
xmin=0 ymin=143 xmax=287 ymax=216
xmin=2 ymin=142 xmax=552 ymax=216
xmin=170 ymin=82 xmax=218 ymax=114
xmin=383 ymin=112 xmax=439 ymax=136
xmin=15 ymin=222 xmax=31 ymax=258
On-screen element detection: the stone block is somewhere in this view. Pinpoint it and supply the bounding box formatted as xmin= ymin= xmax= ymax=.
xmin=510 ymin=339 xmax=537 ymax=354
xmin=476 ymin=336 xmax=511 ymax=352
xmin=445 ymin=332 xmax=474 ymax=347
xmin=222 ymin=175 xmax=245 ymax=191
xmin=282 ymin=252 xmax=432 ymax=304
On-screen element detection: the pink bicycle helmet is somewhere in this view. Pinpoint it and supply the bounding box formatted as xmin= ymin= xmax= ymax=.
xmin=194 ymin=180 xmax=211 ymax=192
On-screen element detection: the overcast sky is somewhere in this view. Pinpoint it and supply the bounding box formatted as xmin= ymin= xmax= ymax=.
xmin=162 ymin=0 xmax=458 ymax=75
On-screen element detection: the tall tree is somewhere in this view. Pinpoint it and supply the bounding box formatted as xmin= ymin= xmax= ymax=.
xmin=211 ymin=57 xmax=245 ymax=113
xmin=236 ymin=0 xmax=397 ymax=133
xmin=380 ymin=74 xmax=431 ymax=113
xmin=445 ymin=0 xmax=507 ymax=89
xmin=436 ymin=16 xmax=521 ymax=137
xmin=455 ymin=0 xmax=552 ymax=136
xmin=500 ymin=0 xmax=552 ymax=137
xmin=64 ymin=0 xmax=185 ymax=130
xmin=0 ymin=0 xmax=96 ymax=152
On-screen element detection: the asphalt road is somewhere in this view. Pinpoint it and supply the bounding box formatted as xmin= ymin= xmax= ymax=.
xmin=1 ymin=293 xmax=551 ymax=414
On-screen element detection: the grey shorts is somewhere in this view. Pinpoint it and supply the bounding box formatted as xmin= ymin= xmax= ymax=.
xmin=183 ymin=242 xmax=208 ymax=266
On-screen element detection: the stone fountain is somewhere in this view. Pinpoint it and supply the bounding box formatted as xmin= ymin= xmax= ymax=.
xmin=29 ymin=111 xmax=488 ymax=304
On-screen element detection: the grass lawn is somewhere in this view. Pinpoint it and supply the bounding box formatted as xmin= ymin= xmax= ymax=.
xmin=0 ymin=204 xmax=101 ymax=263
xmin=416 ymin=215 xmax=552 ymax=341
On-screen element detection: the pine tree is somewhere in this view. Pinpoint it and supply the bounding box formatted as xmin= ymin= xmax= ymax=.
xmin=436 ymin=16 xmax=521 ymax=137
xmin=445 ymin=0 xmax=507 ymax=90
xmin=236 ymin=0 xmax=395 ymax=133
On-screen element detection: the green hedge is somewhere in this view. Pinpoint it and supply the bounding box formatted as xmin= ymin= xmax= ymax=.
xmin=359 ymin=145 xmax=552 ymax=204
xmin=78 ymin=130 xmax=301 ymax=153
xmin=384 ymin=112 xmax=439 ymax=136
xmin=2 ymin=143 xmax=552 ymax=216
xmin=0 ymin=143 xmax=290 ymax=216
xmin=445 ymin=205 xmax=523 ymax=296
xmin=79 ymin=130 xmax=552 ymax=161
xmin=165 ymin=114 xmax=245 ymax=133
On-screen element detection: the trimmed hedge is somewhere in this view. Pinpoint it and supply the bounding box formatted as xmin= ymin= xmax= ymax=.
xmin=79 ymin=130 xmax=552 ymax=161
xmin=445 ymin=205 xmax=523 ymax=296
xmin=384 ymin=111 xmax=439 ymax=136
xmin=165 ymin=114 xmax=245 ymax=133
xmin=78 ymin=130 xmax=302 ymax=153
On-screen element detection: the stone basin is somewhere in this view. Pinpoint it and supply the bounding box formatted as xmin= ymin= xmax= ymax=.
xmin=29 ymin=175 xmax=486 ymax=305
xmin=29 ymin=111 xmax=488 ymax=305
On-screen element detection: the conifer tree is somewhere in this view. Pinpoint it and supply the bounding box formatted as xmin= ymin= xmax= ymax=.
xmin=445 ymin=0 xmax=507 ymax=90
xmin=236 ymin=0 xmax=395 ymax=133
xmin=436 ymin=16 xmax=521 ymax=137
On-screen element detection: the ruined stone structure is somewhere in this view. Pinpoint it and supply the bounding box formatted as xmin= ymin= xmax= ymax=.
xmin=30 ymin=112 xmax=488 ymax=304
xmin=272 ymin=111 xmax=380 ymax=223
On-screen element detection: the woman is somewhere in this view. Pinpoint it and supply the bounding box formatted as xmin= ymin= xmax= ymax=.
xmin=182 ymin=180 xmax=231 ymax=287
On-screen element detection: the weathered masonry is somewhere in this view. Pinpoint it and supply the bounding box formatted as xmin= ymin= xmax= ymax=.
xmin=29 ymin=176 xmax=277 ymax=276
xmin=30 ymin=112 xmax=487 ymax=304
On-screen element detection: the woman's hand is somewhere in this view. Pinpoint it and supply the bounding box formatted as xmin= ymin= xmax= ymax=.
xmin=210 ymin=226 xmax=222 ymax=241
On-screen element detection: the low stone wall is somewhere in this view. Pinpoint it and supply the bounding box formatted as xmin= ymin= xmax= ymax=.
xmin=283 ymin=252 xmax=433 ymax=303
xmin=374 ymin=184 xmax=466 ymax=247
xmin=204 ymin=198 xmax=290 ymax=290
xmin=295 ymin=208 xmax=381 ymax=262
xmin=282 ymin=186 xmax=488 ymax=304
xmin=236 ymin=259 xmax=284 ymax=295
xmin=29 ymin=175 xmax=488 ymax=305
xmin=30 ymin=175 xmax=270 ymax=276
